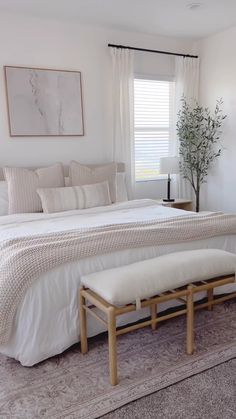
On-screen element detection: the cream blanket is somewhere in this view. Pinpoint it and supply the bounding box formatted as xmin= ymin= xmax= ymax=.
xmin=1 ymin=211 xmax=236 ymax=344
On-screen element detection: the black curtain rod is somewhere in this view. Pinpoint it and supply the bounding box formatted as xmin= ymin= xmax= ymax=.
xmin=108 ymin=43 xmax=198 ymax=59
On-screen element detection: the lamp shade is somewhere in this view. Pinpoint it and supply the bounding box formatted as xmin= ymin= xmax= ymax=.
xmin=159 ymin=157 xmax=179 ymax=175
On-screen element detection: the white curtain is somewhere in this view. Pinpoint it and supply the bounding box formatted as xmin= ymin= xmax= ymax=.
xmin=110 ymin=47 xmax=135 ymax=198
xmin=174 ymin=56 xmax=200 ymax=199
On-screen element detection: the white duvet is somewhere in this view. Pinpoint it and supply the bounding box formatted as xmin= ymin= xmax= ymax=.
xmin=0 ymin=199 xmax=236 ymax=366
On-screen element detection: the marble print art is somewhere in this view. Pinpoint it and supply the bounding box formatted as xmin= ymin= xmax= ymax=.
xmin=5 ymin=66 xmax=84 ymax=136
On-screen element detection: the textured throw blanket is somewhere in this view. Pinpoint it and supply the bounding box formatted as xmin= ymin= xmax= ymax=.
xmin=1 ymin=211 xmax=236 ymax=344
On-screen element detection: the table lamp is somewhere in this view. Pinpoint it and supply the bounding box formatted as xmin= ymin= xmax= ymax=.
xmin=159 ymin=156 xmax=179 ymax=202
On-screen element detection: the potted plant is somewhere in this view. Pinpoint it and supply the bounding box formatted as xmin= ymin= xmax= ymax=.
xmin=176 ymin=98 xmax=226 ymax=212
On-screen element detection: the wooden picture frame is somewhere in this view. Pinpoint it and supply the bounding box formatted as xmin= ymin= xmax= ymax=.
xmin=4 ymin=66 xmax=84 ymax=137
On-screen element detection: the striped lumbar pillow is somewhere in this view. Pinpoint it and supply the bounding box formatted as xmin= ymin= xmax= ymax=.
xmin=37 ymin=181 xmax=111 ymax=213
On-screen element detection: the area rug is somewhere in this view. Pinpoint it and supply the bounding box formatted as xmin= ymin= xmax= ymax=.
xmin=0 ymin=301 xmax=236 ymax=419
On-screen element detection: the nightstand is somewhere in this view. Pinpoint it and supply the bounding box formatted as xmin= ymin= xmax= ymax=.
xmin=156 ymin=199 xmax=193 ymax=211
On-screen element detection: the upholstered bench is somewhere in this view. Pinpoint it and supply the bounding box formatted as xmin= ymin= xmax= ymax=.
xmin=79 ymin=249 xmax=236 ymax=385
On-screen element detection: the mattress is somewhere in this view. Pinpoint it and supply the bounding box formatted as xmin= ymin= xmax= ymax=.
xmin=0 ymin=199 xmax=235 ymax=366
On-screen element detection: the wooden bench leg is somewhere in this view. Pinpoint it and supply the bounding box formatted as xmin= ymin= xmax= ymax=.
xmin=108 ymin=307 xmax=118 ymax=386
xmin=186 ymin=285 xmax=194 ymax=355
xmin=150 ymin=303 xmax=157 ymax=331
xmin=79 ymin=288 xmax=88 ymax=354
xmin=207 ymin=288 xmax=214 ymax=311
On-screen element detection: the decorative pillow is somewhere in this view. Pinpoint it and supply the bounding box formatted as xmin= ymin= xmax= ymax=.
xmin=37 ymin=181 xmax=111 ymax=213
xmin=116 ymin=173 xmax=128 ymax=202
xmin=69 ymin=161 xmax=117 ymax=203
xmin=4 ymin=163 xmax=65 ymax=214
xmin=0 ymin=181 xmax=9 ymax=215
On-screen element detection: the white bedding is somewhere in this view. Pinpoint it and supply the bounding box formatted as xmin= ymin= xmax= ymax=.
xmin=0 ymin=199 xmax=236 ymax=366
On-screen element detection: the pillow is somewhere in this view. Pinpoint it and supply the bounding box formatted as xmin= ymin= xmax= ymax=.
xmin=0 ymin=181 xmax=8 ymax=215
xmin=4 ymin=163 xmax=65 ymax=214
xmin=116 ymin=173 xmax=128 ymax=202
xmin=37 ymin=181 xmax=111 ymax=213
xmin=69 ymin=161 xmax=117 ymax=203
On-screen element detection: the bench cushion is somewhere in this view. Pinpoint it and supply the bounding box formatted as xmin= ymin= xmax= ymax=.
xmin=81 ymin=249 xmax=236 ymax=306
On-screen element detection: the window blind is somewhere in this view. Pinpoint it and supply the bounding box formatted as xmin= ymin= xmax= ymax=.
xmin=134 ymin=78 xmax=175 ymax=181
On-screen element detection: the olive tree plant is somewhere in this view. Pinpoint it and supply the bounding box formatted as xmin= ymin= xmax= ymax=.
xmin=176 ymin=98 xmax=226 ymax=212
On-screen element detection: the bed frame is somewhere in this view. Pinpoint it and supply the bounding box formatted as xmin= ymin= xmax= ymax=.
xmin=0 ymin=162 xmax=126 ymax=181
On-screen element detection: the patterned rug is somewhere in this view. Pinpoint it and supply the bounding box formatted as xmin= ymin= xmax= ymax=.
xmin=0 ymin=301 xmax=236 ymax=419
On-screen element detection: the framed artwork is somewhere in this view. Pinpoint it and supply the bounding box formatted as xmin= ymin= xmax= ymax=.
xmin=4 ymin=66 xmax=84 ymax=137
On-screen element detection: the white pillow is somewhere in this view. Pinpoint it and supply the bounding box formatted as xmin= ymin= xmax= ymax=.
xmin=69 ymin=161 xmax=117 ymax=203
xmin=0 ymin=181 xmax=8 ymax=215
xmin=37 ymin=181 xmax=111 ymax=213
xmin=116 ymin=173 xmax=128 ymax=202
xmin=4 ymin=163 xmax=65 ymax=214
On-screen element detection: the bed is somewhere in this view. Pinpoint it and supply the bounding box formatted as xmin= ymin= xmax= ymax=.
xmin=0 ymin=198 xmax=236 ymax=366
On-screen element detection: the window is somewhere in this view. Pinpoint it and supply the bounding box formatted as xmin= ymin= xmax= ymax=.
xmin=134 ymin=77 xmax=175 ymax=181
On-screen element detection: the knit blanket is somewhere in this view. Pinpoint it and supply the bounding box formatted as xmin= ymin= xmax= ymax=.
xmin=1 ymin=211 xmax=236 ymax=344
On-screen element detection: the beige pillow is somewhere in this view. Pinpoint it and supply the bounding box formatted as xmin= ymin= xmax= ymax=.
xmin=4 ymin=163 xmax=65 ymax=214
xmin=69 ymin=161 xmax=117 ymax=202
xmin=37 ymin=181 xmax=111 ymax=213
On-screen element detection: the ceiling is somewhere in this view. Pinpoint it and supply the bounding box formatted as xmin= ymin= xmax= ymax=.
xmin=0 ymin=0 xmax=236 ymax=39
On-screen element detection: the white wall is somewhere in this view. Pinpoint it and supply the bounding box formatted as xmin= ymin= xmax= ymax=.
xmin=197 ymin=26 xmax=236 ymax=212
xmin=0 ymin=12 xmax=193 ymax=198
